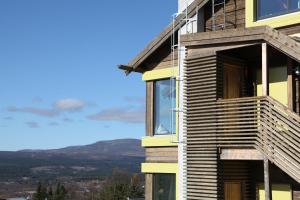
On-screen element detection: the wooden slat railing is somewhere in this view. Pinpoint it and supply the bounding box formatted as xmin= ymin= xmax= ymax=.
xmin=217 ymin=96 xmax=300 ymax=183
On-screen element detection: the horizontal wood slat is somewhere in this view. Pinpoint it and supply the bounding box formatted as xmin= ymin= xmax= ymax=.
xmin=216 ymin=96 xmax=300 ymax=183
xmin=184 ymin=49 xmax=300 ymax=200
xmin=185 ymin=53 xmax=219 ymax=199
xmin=145 ymin=147 xmax=178 ymax=163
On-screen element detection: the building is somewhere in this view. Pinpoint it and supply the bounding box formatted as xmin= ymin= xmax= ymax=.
xmin=119 ymin=0 xmax=300 ymax=199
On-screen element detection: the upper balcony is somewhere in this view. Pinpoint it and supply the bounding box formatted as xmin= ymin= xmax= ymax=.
xmin=182 ymin=26 xmax=300 ymax=187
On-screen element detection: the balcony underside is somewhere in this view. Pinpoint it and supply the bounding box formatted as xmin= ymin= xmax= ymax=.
xmin=220 ymin=148 xmax=264 ymax=160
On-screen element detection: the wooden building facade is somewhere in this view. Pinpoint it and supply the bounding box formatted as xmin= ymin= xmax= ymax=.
xmin=119 ymin=0 xmax=300 ymax=200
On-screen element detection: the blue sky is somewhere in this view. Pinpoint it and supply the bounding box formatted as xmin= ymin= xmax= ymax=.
xmin=0 ymin=0 xmax=177 ymax=151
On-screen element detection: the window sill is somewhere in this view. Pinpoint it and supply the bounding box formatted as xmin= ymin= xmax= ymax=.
xmin=141 ymin=135 xmax=178 ymax=147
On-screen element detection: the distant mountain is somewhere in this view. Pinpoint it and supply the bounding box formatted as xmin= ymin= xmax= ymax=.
xmin=20 ymin=138 xmax=144 ymax=160
xmin=0 ymin=139 xmax=144 ymax=182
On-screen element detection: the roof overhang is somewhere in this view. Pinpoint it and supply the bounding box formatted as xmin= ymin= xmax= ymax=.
xmin=180 ymin=26 xmax=300 ymax=62
xmin=118 ymin=0 xmax=210 ymax=75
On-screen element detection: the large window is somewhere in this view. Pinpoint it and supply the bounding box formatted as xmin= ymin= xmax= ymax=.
xmin=153 ymin=174 xmax=176 ymax=200
xmin=154 ymin=79 xmax=176 ymax=135
xmin=257 ymin=0 xmax=300 ymax=19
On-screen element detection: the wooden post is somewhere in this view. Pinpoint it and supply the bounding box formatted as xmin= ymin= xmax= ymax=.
xmin=262 ymin=43 xmax=271 ymax=200
xmin=264 ymin=157 xmax=272 ymax=200
xmin=287 ymin=57 xmax=294 ymax=111
xmin=145 ymin=174 xmax=153 ymax=200
xmin=262 ymin=43 xmax=269 ymax=96
xmin=146 ymin=82 xmax=154 ymax=136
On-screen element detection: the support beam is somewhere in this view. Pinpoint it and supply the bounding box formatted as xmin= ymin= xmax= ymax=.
xmin=262 ymin=43 xmax=271 ymax=199
xmin=287 ymin=57 xmax=295 ymax=111
xmin=220 ymin=148 xmax=264 ymax=160
xmin=262 ymin=43 xmax=269 ymax=96
xmin=264 ymin=157 xmax=272 ymax=200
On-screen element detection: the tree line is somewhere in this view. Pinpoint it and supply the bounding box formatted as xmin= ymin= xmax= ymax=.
xmin=33 ymin=182 xmax=67 ymax=200
xmin=97 ymin=169 xmax=144 ymax=200
xmin=32 ymin=169 xmax=144 ymax=200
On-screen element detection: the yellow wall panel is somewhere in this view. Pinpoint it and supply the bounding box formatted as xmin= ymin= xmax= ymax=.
xmin=142 ymin=67 xmax=178 ymax=81
xmin=257 ymin=66 xmax=288 ymax=105
xmin=142 ymin=163 xmax=179 ymax=200
xmin=141 ymin=135 xmax=178 ymax=147
xmin=258 ymin=184 xmax=292 ymax=200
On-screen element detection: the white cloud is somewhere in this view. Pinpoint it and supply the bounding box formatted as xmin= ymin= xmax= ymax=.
xmin=26 ymin=121 xmax=39 ymax=128
xmin=54 ymin=99 xmax=86 ymax=111
xmin=48 ymin=122 xmax=59 ymax=126
xmin=7 ymin=106 xmax=59 ymax=118
xmin=62 ymin=118 xmax=73 ymax=122
xmin=123 ymin=96 xmax=145 ymax=103
xmin=3 ymin=116 xmax=13 ymax=120
xmin=87 ymin=107 xmax=145 ymax=123
xmin=32 ymin=97 xmax=43 ymax=103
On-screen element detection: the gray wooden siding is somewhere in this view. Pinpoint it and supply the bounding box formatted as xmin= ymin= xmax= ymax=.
xmin=145 ymin=147 xmax=178 ymax=163
xmin=184 ymin=52 xmax=219 ymax=199
xmin=204 ymin=0 xmax=245 ymax=31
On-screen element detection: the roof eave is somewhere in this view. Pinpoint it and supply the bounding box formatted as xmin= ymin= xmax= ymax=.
xmin=126 ymin=0 xmax=209 ymax=71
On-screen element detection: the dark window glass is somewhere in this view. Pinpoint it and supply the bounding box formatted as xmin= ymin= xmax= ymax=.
xmin=154 ymin=79 xmax=176 ymax=135
xmin=153 ymin=174 xmax=176 ymax=200
xmin=291 ymin=0 xmax=300 ymax=9
xmin=257 ymin=0 xmax=300 ymax=19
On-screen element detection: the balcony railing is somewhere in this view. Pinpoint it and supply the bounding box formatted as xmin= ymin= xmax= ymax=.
xmin=216 ymin=96 xmax=300 ymax=182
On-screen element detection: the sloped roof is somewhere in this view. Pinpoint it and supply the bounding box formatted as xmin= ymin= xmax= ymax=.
xmin=119 ymin=0 xmax=209 ymax=74
xmin=180 ymin=26 xmax=300 ymax=62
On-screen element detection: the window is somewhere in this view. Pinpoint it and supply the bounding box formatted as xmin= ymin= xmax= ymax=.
xmin=257 ymin=0 xmax=300 ymax=20
xmin=154 ymin=79 xmax=176 ymax=135
xmin=153 ymin=174 xmax=176 ymax=200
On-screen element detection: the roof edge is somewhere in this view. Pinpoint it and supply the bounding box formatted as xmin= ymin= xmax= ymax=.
xmin=127 ymin=0 xmax=209 ymax=70
xmin=180 ymin=26 xmax=300 ymax=62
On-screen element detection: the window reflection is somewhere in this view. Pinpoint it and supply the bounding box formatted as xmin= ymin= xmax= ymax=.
xmin=154 ymin=79 xmax=176 ymax=135
xmin=257 ymin=0 xmax=300 ymax=19
xmin=153 ymin=174 xmax=176 ymax=200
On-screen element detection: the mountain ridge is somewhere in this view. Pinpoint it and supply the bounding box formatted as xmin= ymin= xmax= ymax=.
xmin=16 ymin=138 xmax=144 ymax=159
xmin=0 ymin=138 xmax=144 ymax=182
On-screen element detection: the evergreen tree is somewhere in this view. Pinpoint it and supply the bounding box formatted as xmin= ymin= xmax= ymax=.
xmin=54 ymin=182 xmax=67 ymax=200
xmin=33 ymin=182 xmax=48 ymax=200
xmin=128 ymin=173 xmax=144 ymax=198
xmin=97 ymin=170 xmax=144 ymax=200
xmin=33 ymin=182 xmax=67 ymax=200
xmin=48 ymin=187 xmax=54 ymax=200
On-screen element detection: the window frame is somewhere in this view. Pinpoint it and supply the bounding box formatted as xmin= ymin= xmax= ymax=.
xmin=152 ymin=173 xmax=176 ymax=200
xmin=153 ymin=78 xmax=176 ymax=136
xmin=256 ymin=0 xmax=300 ymax=20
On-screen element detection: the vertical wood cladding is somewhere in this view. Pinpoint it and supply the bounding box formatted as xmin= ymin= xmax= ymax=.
xmin=296 ymin=76 xmax=300 ymax=115
xmin=145 ymin=174 xmax=153 ymax=200
xmin=204 ymin=0 xmax=245 ymax=31
xmin=146 ymin=46 xmax=179 ymax=71
xmin=146 ymin=81 xmax=154 ymax=136
xmin=153 ymin=49 xmax=178 ymax=70
xmin=184 ymin=52 xmax=219 ymax=199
